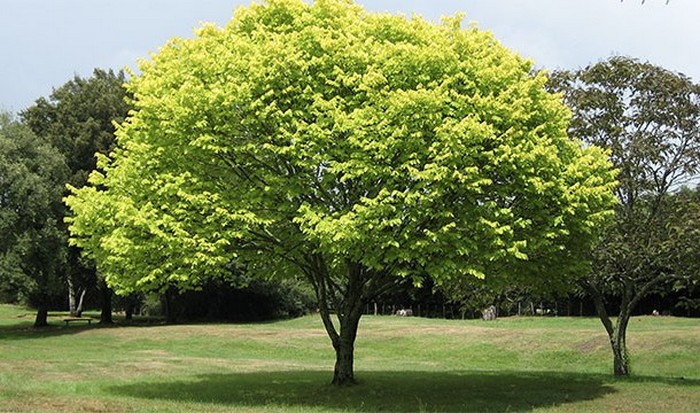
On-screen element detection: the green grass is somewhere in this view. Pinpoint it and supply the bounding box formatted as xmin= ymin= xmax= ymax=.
xmin=0 ymin=304 xmax=699 ymax=412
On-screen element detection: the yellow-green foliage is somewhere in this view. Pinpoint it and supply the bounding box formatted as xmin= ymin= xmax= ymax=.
xmin=65 ymin=0 xmax=616 ymax=294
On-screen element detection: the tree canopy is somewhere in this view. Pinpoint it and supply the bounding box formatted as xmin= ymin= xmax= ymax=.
xmin=22 ymin=68 xmax=130 ymax=189
xmin=66 ymin=0 xmax=616 ymax=384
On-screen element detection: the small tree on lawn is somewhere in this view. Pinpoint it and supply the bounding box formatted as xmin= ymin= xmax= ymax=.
xmin=66 ymin=0 xmax=616 ymax=385
xmin=549 ymin=56 xmax=700 ymax=376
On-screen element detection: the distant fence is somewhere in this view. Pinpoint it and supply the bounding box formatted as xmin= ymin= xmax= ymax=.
xmin=365 ymin=297 xmax=600 ymax=319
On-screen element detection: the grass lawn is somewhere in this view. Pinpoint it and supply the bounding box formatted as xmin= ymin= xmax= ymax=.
xmin=0 ymin=304 xmax=698 ymax=412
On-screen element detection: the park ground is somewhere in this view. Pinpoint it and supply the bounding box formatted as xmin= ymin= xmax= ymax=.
xmin=0 ymin=304 xmax=699 ymax=412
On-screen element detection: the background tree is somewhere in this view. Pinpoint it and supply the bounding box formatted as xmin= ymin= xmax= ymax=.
xmin=66 ymin=0 xmax=616 ymax=385
xmin=22 ymin=68 xmax=131 ymax=323
xmin=548 ymin=56 xmax=700 ymax=376
xmin=0 ymin=113 xmax=68 ymax=326
xmin=664 ymin=186 xmax=700 ymax=314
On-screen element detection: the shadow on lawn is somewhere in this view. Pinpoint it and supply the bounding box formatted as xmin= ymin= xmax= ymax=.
xmin=0 ymin=320 xmax=92 ymax=340
xmin=0 ymin=317 xmax=166 ymax=341
xmin=109 ymin=370 xmax=617 ymax=412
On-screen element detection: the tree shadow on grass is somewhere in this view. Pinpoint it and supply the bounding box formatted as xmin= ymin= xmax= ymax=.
xmin=0 ymin=320 xmax=95 ymax=340
xmin=109 ymin=370 xmax=617 ymax=412
xmin=0 ymin=316 xmax=166 ymax=341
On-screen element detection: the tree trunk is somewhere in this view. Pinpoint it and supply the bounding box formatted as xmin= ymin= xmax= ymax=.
xmin=125 ymin=297 xmax=135 ymax=321
xmin=332 ymin=309 xmax=362 ymax=386
xmin=68 ymin=277 xmax=77 ymax=316
xmin=308 ymin=256 xmax=379 ymax=386
xmin=587 ymin=281 xmax=632 ymax=377
xmin=610 ymin=312 xmax=631 ymax=377
xmin=98 ymin=278 xmax=113 ymax=324
xmin=163 ymin=287 xmax=179 ymax=324
xmin=611 ymin=337 xmax=630 ymax=376
xmin=75 ymin=288 xmax=87 ymax=317
xmin=67 ymin=278 xmax=87 ymax=317
xmin=34 ymin=306 xmax=49 ymax=327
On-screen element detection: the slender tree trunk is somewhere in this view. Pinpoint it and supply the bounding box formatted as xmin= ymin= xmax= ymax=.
xmin=125 ymin=296 xmax=135 ymax=321
xmin=75 ymin=288 xmax=87 ymax=317
xmin=34 ymin=306 xmax=49 ymax=327
xmin=611 ymin=312 xmax=631 ymax=376
xmin=67 ymin=278 xmax=87 ymax=317
xmin=68 ymin=277 xmax=77 ymax=316
xmin=587 ymin=281 xmax=632 ymax=377
xmin=163 ymin=287 xmax=178 ymax=324
xmin=98 ymin=278 xmax=113 ymax=324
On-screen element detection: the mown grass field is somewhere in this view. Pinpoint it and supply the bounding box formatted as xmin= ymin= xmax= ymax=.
xmin=0 ymin=304 xmax=698 ymax=412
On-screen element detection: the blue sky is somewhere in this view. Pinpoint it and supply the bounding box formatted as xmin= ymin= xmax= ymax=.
xmin=1 ymin=0 xmax=698 ymax=113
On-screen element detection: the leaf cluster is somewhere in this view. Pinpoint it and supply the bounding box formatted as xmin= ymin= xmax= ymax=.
xmin=21 ymin=69 xmax=131 ymax=189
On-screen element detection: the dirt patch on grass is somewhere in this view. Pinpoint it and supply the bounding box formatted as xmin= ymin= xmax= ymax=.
xmin=216 ymin=357 xmax=311 ymax=372
xmin=577 ymin=337 xmax=607 ymax=354
xmin=116 ymin=355 xmax=311 ymax=376
xmin=98 ymin=324 xmax=327 ymax=343
xmin=134 ymin=349 xmax=171 ymax=357
xmin=119 ymin=359 xmax=173 ymax=375
xmin=1 ymin=397 xmax=124 ymax=413
xmin=364 ymin=324 xmax=499 ymax=339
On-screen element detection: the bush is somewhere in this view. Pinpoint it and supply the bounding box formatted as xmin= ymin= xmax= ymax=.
xmin=159 ymin=278 xmax=316 ymax=322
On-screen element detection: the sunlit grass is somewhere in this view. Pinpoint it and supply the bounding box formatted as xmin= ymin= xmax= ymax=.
xmin=0 ymin=304 xmax=698 ymax=412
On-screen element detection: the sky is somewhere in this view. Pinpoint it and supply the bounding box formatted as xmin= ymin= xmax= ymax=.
xmin=1 ymin=0 xmax=698 ymax=113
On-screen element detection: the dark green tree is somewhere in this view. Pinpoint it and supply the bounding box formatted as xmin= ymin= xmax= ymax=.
xmin=0 ymin=113 xmax=69 ymax=326
xmin=549 ymin=56 xmax=700 ymax=376
xmin=22 ymin=68 xmax=131 ymax=323
xmin=664 ymin=186 xmax=700 ymax=314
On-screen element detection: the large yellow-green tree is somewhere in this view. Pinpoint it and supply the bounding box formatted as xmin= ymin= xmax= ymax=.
xmin=66 ymin=0 xmax=616 ymax=385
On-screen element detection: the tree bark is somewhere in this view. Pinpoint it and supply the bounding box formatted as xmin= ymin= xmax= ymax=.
xmin=307 ymin=256 xmax=373 ymax=386
xmin=98 ymin=278 xmax=113 ymax=324
xmin=587 ymin=281 xmax=632 ymax=377
xmin=332 ymin=309 xmax=362 ymax=386
xmin=611 ymin=335 xmax=630 ymax=376
xmin=34 ymin=305 xmax=49 ymax=327
xmin=125 ymin=296 xmax=135 ymax=321
xmin=163 ymin=287 xmax=179 ymax=324
xmin=75 ymin=288 xmax=87 ymax=317
xmin=68 ymin=278 xmax=77 ymax=316
xmin=611 ymin=312 xmax=631 ymax=376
